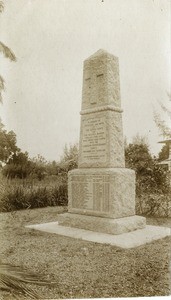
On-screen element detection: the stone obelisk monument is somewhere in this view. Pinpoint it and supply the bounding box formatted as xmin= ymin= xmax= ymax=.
xmin=59 ymin=49 xmax=146 ymax=234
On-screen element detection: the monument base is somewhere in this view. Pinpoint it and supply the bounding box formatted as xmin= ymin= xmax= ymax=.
xmin=68 ymin=168 xmax=136 ymax=219
xmin=58 ymin=213 xmax=146 ymax=235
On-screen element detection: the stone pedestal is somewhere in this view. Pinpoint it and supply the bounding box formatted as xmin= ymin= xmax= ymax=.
xmin=58 ymin=49 xmax=146 ymax=235
xmin=68 ymin=168 xmax=136 ymax=218
xmin=59 ymin=168 xmax=146 ymax=234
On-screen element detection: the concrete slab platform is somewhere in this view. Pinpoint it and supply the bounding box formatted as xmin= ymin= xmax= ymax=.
xmin=25 ymin=222 xmax=171 ymax=249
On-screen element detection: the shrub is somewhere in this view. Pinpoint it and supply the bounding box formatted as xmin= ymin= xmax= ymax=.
xmin=2 ymin=152 xmax=34 ymax=179
xmin=0 ymin=175 xmax=68 ymax=212
xmin=51 ymin=184 xmax=68 ymax=206
xmin=59 ymin=143 xmax=78 ymax=173
xmin=125 ymin=138 xmax=171 ymax=217
xmin=136 ymin=192 xmax=171 ymax=217
xmin=125 ymin=142 xmax=169 ymax=196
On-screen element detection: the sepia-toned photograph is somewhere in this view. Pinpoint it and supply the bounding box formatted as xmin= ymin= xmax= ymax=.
xmin=0 ymin=0 xmax=170 ymax=299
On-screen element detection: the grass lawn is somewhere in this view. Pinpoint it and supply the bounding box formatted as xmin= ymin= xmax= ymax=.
xmin=0 ymin=206 xmax=171 ymax=299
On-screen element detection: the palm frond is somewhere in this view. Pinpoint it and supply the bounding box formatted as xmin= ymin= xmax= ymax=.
xmin=0 ymin=1 xmax=4 ymax=13
xmin=0 ymin=75 xmax=5 ymax=103
xmin=166 ymin=92 xmax=171 ymax=101
xmin=0 ymin=75 xmax=5 ymax=90
xmin=0 ymin=273 xmax=39 ymax=299
xmin=0 ymin=263 xmax=57 ymax=299
xmin=0 ymin=42 xmax=16 ymax=61
xmin=154 ymin=111 xmax=171 ymax=139
xmin=159 ymin=101 xmax=171 ymax=119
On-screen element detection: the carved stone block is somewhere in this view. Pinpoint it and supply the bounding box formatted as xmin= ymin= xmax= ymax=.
xmin=68 ymin=168 xmax=135 ymax=219
xmin=58 ymin=213 xmax=146 ymax=235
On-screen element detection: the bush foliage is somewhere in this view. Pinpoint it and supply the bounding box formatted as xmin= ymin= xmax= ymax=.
xmin=0 ymin=142 xmax=78 ymax=212
xmin=0 ymin=175 xmax=68 ymax=212
xmin=125 ymin=137 xmax=170 ymax=216
xmin=125 ymin=142 xmax=169 ymax=196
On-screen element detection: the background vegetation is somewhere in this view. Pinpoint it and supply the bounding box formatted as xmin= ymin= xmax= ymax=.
xmin=125 ymin=135 xmax=170 ymax=216
xmin=0 ymin=119 xmax=80 ymax=211
xmin=0 ymin=117 xmax=170 ymax=216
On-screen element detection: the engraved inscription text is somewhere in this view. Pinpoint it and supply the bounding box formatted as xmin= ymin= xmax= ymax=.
xmin=71 ymin=174 xmax=110 ymax=212
xmin=80 ymin=115 xmax=107 ymax=163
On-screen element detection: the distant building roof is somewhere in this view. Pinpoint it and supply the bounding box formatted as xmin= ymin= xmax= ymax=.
xmin=158 ymin=139 xmax=171 ymax=144
xmin=158 ymin=159 xmax=171 ymax=164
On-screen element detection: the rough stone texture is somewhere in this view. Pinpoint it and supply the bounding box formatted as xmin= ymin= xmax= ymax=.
xmin=78 ymin=110 xmax=125 ymax=168
xmin=78 ymin=49 xmax=124 ymax=169
xmin=26 ymin=223 xmax=171 ymax=249
xmin=82 ymin=49 xmax=121 ymax=110
xmin=68 ymin=168 xmax=135 ymax=218
xmin=58 ymin=213 xmax=146 ymax=235
xmin=62 ymin=49 xmax=146 ymax=236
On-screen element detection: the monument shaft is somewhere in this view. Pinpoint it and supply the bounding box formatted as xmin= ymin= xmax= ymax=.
xmin=79 ymin=49 xmax=125 ymax=168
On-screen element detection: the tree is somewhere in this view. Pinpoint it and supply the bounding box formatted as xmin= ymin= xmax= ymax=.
xmin=154 ymin=95 xmax=171 ymax=139
xmin=158 ymin=143 xmax=169 ymax=161
xmin=132 ymin=133 xmax=149 ymax=147
xmin=45 ymin=160 xmax=60 ymax=176
xmin=59 ymin=143 xmax=79 ymax=172
xmin=125 ymin=142 xmax=153 ymax=175
xmin=125 ymin=136 xmax=169 ymax=195
xmin=154 ymin=96 xmax=171 ymax=164
xmin=0 ymin=1 xmax=16 ymax=102
xmin=31 ymin=154 xmax=47 ymax=180
xmin=2 ymin=151 xmax=34 ymax=179
xmin=0 ymin=120 xmax=19 ymax=164
xmin=0 ymin=121 xmax=36 ymax=179
xmin=0 ymin=2 xmax=17 ymax=164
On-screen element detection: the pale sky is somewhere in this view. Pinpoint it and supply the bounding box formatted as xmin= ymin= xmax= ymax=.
xmin=0 ymin=0 xmax=170 ymax=161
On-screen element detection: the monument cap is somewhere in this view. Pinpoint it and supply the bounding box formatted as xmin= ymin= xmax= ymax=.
xmin=85 ymin=49 xmax=118 ymax=61
xmin=82 ymin=48 xmax=121 ymax=110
